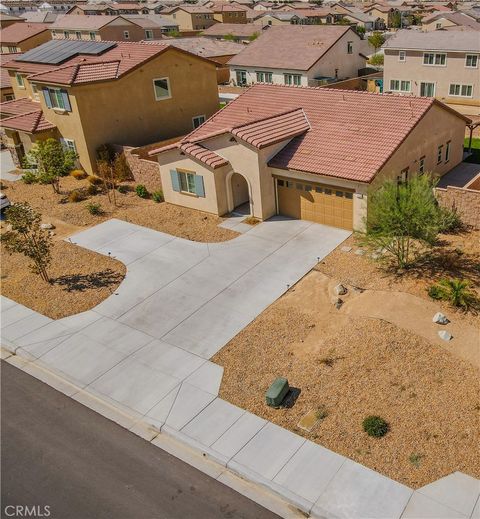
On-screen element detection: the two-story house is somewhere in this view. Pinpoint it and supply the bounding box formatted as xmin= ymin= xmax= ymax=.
xmin=149 ymin=84 xmax=468 ymax=231
xmin=0 ymin=39 xmax=219 ymax=172
xmin=66 ymin=3 xmax=144 ymax=16
xmin=161 ymin=5 xmax=216 ymax=33
xmin=421 ymin=11 xmax=480 ymax=32
xmin=383 ymin=30 xmax=480 ymax=115
xmin=211 ymin=3 xmax=247 ymax=24
xmin=49 ymin=14 xmax=177 ymax=41
xmin=228 ymin=25 xmax=366 ymax=87
xmin=1 ymin=22 xmax=51 ymax=53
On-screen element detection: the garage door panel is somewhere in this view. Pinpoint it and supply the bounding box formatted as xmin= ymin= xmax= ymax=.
xmin=277 ymin=177 xmax=353 ymax=231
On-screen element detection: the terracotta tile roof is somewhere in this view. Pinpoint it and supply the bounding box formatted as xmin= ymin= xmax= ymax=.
xmin=231 ymin=108 xmax=310 ymax=148
xmin=1 ymin=22 xmax=50 ymax=44
xmin=151 ymin=84 xmax=467 ymax=184
xmin=1 ymin=110 xmax=56 ymax=133
xmin=180 ymin=142 xmax=229 ymax=168
xmin=166 ymin=37 xmax=244 ymax=58
xmin=0 ymin=52 xmax=21 ymax=90
xmin=51 ymin=14 xmax=127 ymax=30
xmin=7 ymin=41 xmax=172 ymax=86
xmin=163 ymin=5 xmax=214 ymax=13
xmin=0 ymin=97 xmax=38 ymax=116
xmin=227 ymin=25 xmax=354 ymax=71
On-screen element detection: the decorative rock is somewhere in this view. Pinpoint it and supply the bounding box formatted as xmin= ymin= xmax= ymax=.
xmin=341 ymin=246 xmax=352 ymax=253
xmin=355 ymin=249 xmax=365 ymax=256
xmin=40 ymin=223 xmax=55 ymax=230
xmin=334 ymin=284 xmax=348 ymax=296
xmin=438 ymin=330 xmax=453 ymax=341
xmin=331 ymin=297 xmax=343 ymax=309
xmin=433 ymin=312 xmax=449 ymax=325
xmin=49 ymin=231 xmax=55 ymax=236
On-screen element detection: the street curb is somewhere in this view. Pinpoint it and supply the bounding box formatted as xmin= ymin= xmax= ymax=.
xmin=1 ymin=348 xmax=308 ymax=519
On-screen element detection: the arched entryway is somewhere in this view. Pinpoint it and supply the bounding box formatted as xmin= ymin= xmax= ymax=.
xmin=227 ymin=172 xmax=252 ymax=215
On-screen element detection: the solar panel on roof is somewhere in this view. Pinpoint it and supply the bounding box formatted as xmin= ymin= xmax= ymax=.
xmin=17 ymin=40 xmax=117 ymax=65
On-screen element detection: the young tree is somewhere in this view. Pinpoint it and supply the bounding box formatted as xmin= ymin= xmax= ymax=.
xmin=368 ymin=31 xmax=386 ymax=53
xmin=23 ymin=139 xmax=77 ymax=194
xmin=2 ymin=203 xmax=52 ymax=283
xmin=369 ymin=53 xmax=384 ymax=66
xmin=364 ymin=174 xmax=443 ymax=269
xmin=96 ymin=145 xmax=133 ymax=206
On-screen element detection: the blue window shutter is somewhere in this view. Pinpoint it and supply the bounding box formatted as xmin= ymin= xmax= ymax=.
xmin=194 ymin=175 xmax=205 ymax=197
xmin=170 ymin=169 xmax=180 ymax=192
xmin=42 ymin=87 xmax=52 ymax=108
xmin=60 ymin=89 xmax=71 ymax=111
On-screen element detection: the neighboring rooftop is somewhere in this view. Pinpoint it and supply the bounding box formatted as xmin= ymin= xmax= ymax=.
xmin=201 ymin=22 xmax=263 ymax=38
xmin=1 ymin=22 xmax=49 ymax=43
xmin=0 ymin=53 xmax=21 ymax=90
xmin=422 ymin=10 xmax=480 ymax=30
xmin=166 ymin=37 xmax=244 ymax=58
xmin=383 ymin=28 xmax=480 ymax=51
xmin=151 ymin=84 xmax=466 ymax=183
xmin=162 ymin=4 xmax=214 ymax=13
xmin=3 ymin=40 xmax=189 ymax=86
xmin=227 ymin=25 xmax=353 ymax=71
xmin=20 ymin=11 xmax=58 ymax=23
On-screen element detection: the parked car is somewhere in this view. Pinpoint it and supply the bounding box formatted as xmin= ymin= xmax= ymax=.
xmin=0 ymin=192 xmax=11 ymax=212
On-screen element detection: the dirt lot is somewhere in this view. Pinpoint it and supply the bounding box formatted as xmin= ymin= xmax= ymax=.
xmin=1 ymin=240 xmax=125 ymax=319
xmin=0 ymin=176 xmax=238 ymax=243
xmin=213 ymin=232 xmax=480 ymax=489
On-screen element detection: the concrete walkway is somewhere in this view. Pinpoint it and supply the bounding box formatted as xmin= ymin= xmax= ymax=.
xmin=2 ymin=218 xmax=479 ymax=518
xmin=0 ymin=149 xmax=19 ymax=181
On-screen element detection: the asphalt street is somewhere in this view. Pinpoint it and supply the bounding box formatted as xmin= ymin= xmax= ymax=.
xmin=1 ymin=361 xmax=279 ymax=519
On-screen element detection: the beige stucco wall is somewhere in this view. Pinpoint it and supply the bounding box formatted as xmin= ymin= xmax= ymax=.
xmin=164 ymin=10 xmax=215 ymax=31
xmin=384 ymin=48 xmax=480 ymax=110
xmin=422 ymin=18 xmax=456 ymax=31
xmin=13 ymin=48 xmax=219 ymax=174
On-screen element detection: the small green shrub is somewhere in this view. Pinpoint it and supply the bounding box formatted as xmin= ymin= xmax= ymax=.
xmin=315 ymin=405 xmax=328 ymax=420
xmin=135 ymin=184 xmax=148 ymax=199
xmin=428 ymin=278 xmax=478 ymax=309
xmin=86 ymin=202 xmax=103 ymax=215
xmin=362 ymin=416 xmax=389 ymax=438
xmin=409 ymin=453 xmax=423 ymax=468
xmin=70 ymin=169 xmax=87 ymax=180
xmin=68 ymin=190 xmax=83 ymax=203
xmin=437 ymin=207 xmax=463 ymax=233
xmin=87 ymin=175 xmax=103 ymax=186
xmin=86 ymin=183 xmax=98 ymax=196
xmin=152 ymin=190 xmax=164 ymax=203
xmin=117 ymin=184 xmax=129 ymax=194
xmin=22 ymin=170 xmax=38 ymax=184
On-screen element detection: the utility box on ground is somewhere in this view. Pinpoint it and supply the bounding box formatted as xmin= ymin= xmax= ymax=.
xmin=266 ymin=377 xmax=289 ymax=407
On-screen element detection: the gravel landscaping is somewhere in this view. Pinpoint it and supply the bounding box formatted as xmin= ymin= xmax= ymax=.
xmin=213 ymin=234 xmax=480 ymax=489
xmin=0 ymin=176 xmax=238 ymax=243
xmin=1 ymin=240 xmax=126 ymax=319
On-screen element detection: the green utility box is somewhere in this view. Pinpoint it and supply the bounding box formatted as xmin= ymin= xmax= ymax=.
xmin=266 ymin=377 xmax=290 ymax=407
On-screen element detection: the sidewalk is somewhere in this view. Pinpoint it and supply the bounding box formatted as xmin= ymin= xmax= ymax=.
xmin=1 ymin=218 xmax=479 ymax=518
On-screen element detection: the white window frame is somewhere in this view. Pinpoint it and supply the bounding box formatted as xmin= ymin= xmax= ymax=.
xmin=46 ymin=87 xmax=68 ymax=110
xmin=420 ymin=81 xmax=435 ymax=97
xmin=423 ymin=52 xmax=446 ymax=67
xmin=448 ymin=83 xmax=473 ymax=98
xmin=255 ymin=70 xmax=273 ymax=83
xmin=31 ymin=83 xmax=40 ymax=101
xmin=145 ymin=29 xmax=153 ymax=39
xmin=123 ymin=30 xmax=130 ymax=39
xmin=192 ymin=114 xmax=206 ymax=129
xmin=347 ymin=40 xmax=353 ymax=54
xmin=398 ymin=50 xmax=406 ymax=62
xmin=61 ymin=138 xmax=77 ymax=153
xmin=15 ymin=73 xmax=25 ymax=88
xmin=284 ymin=73 xmax=302 ymax=86
xmin=465 ymin=54 xmax=478 ymax=68
xmin=152 ymin=77 xmax=171 ymax=101
xmin=178 ymin=170 xmax=196 ymax=194
xmin=389 ymin=79 xmax=411 ymax=92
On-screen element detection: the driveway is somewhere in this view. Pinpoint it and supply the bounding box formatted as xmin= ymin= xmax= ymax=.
xmin=3 ymin=218 xmax=477 ymax=518
xmin=2 ymin=216 xmax=349 ymax=418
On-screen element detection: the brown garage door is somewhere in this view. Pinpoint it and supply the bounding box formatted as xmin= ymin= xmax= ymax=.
xmin=276 ymin=177 xmax=354 ymax=230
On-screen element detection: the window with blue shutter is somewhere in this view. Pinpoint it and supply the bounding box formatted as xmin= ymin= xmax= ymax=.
xmin=194 ymin=175 xmax=205 ymax=197
xmin=43 ymin=87 xmax=72 ymax=112
xmin=170 ymin=169 xmax=180 ymax=192
xmin=60 ymin=89 xmax=71 ymax=111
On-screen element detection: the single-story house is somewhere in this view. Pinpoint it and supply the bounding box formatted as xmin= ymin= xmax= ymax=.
xmin=149 ymin=84 xmax=469 ymax=231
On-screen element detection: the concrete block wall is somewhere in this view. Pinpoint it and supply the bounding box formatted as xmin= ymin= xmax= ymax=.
xmin=435 ymin=185 xmax=480 ymax=229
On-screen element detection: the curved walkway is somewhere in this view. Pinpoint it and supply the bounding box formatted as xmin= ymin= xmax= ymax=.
xmin=2 ymin=218 xmax=479 ymax=518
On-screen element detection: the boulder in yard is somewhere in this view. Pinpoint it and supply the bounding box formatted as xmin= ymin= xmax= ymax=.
xmin=433 ymin=312 xmax=449 ymax=325
xmin=334 ymin=284 xmax=347 ymax=296
xmin=438 ymin=330 xmax=453 ymax=341
xmin=331 ymin=297 xmax=343 ymax=309
xmin=41 ymin=223 xmax=55 ymax=230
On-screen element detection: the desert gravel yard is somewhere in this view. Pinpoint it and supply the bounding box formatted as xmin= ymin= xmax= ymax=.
xmin=213 ymin=232 xmax=480 ymax=489
xmin=0 ymin=240 xmax=126 ymax=319
xmin=0 ymin=177 xmax=238 ymax=243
